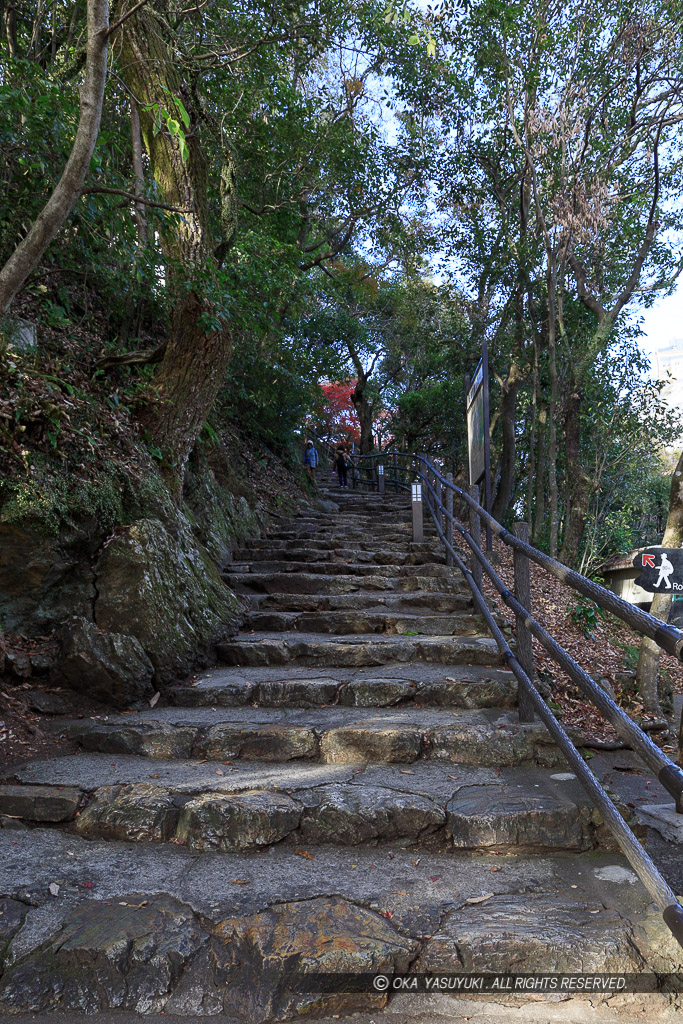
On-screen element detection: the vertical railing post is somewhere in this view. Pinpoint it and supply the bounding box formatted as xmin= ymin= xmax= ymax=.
xmin=513 ymin=521 xmax=535 ymax=723
xmin=393 ymin=452 xmax=398 ymax=492
xmin=378 ymin=463 xmax=385 ymax=495
xmin=468 ymin=484 xmax=483 ymax=593
xmin=371 ymin=455 xmax=377 ymax=492
xmin=445 ymin=472 xmax=454 ymax=566
xmin=412 ymin=481 xmax=424 ymax=542
xmin=435 ymin=472 xmax=442 ymax=534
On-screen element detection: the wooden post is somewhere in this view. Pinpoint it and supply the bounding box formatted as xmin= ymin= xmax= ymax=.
xmin=513 ymin=521 xmax=535 ymax=723
xmin=469 ymin=484 xmax=483 ymax=593
xmin=446 ymin=472 xmax=454 ymax=566
xmin=393 ymin=452 xmax=398 ymax=492
xmin=412 ymin=481 xmax=424 ymax=542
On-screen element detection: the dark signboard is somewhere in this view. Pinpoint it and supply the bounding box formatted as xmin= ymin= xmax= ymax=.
xmin=632 ymin=548 xmax=683 ymax=594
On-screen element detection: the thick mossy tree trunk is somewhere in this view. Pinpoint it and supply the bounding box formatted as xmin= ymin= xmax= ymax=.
xmin=635 ymin=449 xmax=683 ymax=714
xmin=116 ymin=3 xmax=236 ymax=486
xmin=350 ymin=378 xmax=375 ymax=455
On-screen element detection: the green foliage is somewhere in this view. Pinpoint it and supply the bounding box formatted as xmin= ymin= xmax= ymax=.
xmin=568 ymin=595 xmax=606 ymax=639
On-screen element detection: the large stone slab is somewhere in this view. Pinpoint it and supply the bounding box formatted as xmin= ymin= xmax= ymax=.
xmin=95 ymin=517 xmax=242 ymax=685
xmin=195 ymin=723 xmax=319 ymax=761
xmin=209 ymin=897 xmax=417 ymax=1021
xmin=297 ymin=784 xmax=444 ymax=844
xmin=0 ymin=895 xmax=207 ymax=1014
xmin=320 ymin=725 xmax=423 ymax=763
xmin=446 ymin=782 xmax=594 ymax=850
xmin=52 ymin=616 xmax=154 ymax=708
xmin=218 ymin=633 xmax=501 ymax=669
xmin=0 ymin=784 xmax=82 ymax=822
xmin=177 ymin=790 xmax=302 ymax=851
xmin=416 ymin=893 xmax=643 ymax=973
xmin=74 ymin=784 xmax=179 ymax=842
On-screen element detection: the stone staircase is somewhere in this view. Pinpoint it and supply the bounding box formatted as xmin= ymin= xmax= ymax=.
xmin=0 ymin=489 xmax=680 ymax=1020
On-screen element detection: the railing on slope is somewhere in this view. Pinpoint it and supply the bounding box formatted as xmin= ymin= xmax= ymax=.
xmin=341 ymin=449 xmax=683 ymax=951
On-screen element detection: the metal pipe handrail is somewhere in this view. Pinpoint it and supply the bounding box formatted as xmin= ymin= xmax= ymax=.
xmin=416 ymin=468 xmax=683 ymax=811
xmin=410 ymin=465 xmax=683 ymax=949
xmin=349 ymin=449 xmax=683 ymax=663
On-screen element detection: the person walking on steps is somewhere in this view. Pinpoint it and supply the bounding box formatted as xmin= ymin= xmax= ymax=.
xmin=336 ymin=446 xmax=349 ymax=488
xmin=304 ymin=440 xmax=319 ymax=484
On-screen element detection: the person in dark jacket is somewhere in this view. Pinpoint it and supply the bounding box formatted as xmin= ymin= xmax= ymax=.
xmin=336 ymin=446 xmax=348 ymax=488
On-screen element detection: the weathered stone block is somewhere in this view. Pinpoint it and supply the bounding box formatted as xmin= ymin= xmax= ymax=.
xmin=177 ymin=790 xmax=301 ymax=851
xmin=0 ymin=784 xmax=83 ymax=822
xmin=75 ymin=784 xmax=179 ymax=842
xmin=52 ymin=617 xmax=154 ymax=707
xmin=298 ymin=784 xmax=444 ymax=844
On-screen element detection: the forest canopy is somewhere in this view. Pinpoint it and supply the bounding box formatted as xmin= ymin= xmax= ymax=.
xmin=1 ymin=0 xmax=682 ymax=570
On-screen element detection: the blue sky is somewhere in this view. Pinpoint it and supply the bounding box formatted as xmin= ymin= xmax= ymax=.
xmin=638 ymin=286 xmax=683 ymax=364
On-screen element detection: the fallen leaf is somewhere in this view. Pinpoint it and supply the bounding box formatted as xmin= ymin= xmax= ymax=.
xmin=231 ymin=879 xmax=251 ymax=885
xmin=390 ymin=891 xmax=408 ymax=895
xmin=399 ymin=770 xmax=414 ymax=775
xmin=149 ymin=773 xmax=161 ymax=779
xmin=215 ymin=768 xmax=224 ymax=776
xmin=48 ymin=883 xmax=59 ymax=897
xmin=149 ymin=691 xmax=161 ymax=708
xmin=295 ymin=849 xmax=314 ymax=859
xmin=465 ymin=892 xmax=494 ymax=904
xmin=490 ymin=867 xmax=502 ymax=872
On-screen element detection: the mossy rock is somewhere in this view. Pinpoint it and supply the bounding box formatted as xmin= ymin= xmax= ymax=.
xmin=95 ymin=516 xmax=242 ymax=685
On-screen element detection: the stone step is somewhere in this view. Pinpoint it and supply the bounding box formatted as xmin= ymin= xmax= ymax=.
xmin=65 ymin=706 xmax=575 ymax=768
xmin=166 ymin=663 xmax=517 ymax=709
xmin=242 ymin=610 xmax=484 ymax=636
xmin=0 ymin=828 xmax=675 ymax=1017
xmin=233 ymin=548 xmax=444 ymax=567
xmin=1 ymin=758 xmax=604 ymax=854
xmin=223 ymin=571 xmax=467 ymax=596
xmin=217 ymin=631 xmax=502 ymax=668
xmin=225 ymin=559 xmax=446 ymax=575
xmin=263 ymin=535 xmax=413 ymax=549
xmin=250 ymin=590 xmax=473 ymax=613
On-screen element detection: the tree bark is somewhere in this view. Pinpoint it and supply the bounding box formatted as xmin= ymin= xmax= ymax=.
xmin=532 ymin=404 xmax=547 ymax=543
xmin=559 ymin=385 xmax=592 ymax=565
xmin=116 ymin=2 xmax=237 ymax=485
xmin=350 ymin=378 xmax=374 ymax=455
xmin=635 ymin=449 xmax=683 ymax=714
xmin=492 ymin=358 xmax=526 ymax=520
xmin=0 ymin=0 xmax=109 ymax=315
xmin=129 ymin=94 xmax=148 ymax=244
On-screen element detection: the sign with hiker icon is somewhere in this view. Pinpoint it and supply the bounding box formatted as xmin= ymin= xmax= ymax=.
xmin=632 ymin=548 xmax=683 ymax=593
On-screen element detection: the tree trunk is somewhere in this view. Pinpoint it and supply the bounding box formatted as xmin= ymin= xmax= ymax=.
xmin=350 ymin=379 xmax=374 ymax=455
xmin=559 ymin=385 xmax=591 ymax=565
xmin=129 ymin=94 xmax=148 ymax=244
xmin=635 ymin=449 xmax=683 ymax=714
xmin=492 ymin=359 xmax=526 ymax=520
xmin=532 ymin=405 xmax=547 ymax=544
xmin=546 ymin=286 xmax=560 ymax=558
xmin=0 ymin=0 xmax=109 ymax=314
xmin=116 ymin=3 xmax=237 ymax=485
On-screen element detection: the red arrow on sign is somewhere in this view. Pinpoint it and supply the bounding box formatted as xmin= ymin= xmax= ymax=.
xmin=642 ymin=554 xmax=656 ymax=567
